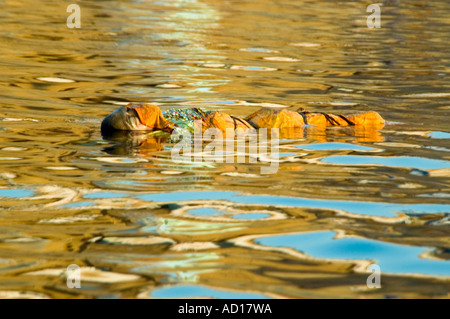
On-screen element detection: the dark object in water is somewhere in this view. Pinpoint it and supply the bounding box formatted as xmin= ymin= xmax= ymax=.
xmin=101 ymin=103 xmax=385 ymax=136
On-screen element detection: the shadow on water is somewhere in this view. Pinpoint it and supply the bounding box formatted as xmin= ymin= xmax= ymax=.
xmin=101 ymin=130 xmax=168 ymax=155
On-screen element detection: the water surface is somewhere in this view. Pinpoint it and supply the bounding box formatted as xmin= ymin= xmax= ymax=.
xmin=0 ymin=0 xmax=449 ymax=299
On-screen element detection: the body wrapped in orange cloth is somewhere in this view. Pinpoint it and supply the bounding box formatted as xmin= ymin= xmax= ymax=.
xmin=101 ymin=103 xmax=385 ymax=135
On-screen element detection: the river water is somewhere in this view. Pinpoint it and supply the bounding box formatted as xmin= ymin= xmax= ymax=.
xmin=0 ymin=0 xmax=449 ymax=298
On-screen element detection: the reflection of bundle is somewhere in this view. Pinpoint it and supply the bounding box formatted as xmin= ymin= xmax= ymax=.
xmin=101 ymin=103 xmax=385 ymax=135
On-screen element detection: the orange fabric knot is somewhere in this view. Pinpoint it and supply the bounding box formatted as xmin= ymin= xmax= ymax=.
xmin=246 ymin=108 xmax=305 ymax=128
xmin=306 ymin=111 xmax=385 ymax=128
xmin=128 ymin=103 xmax=175 ymax=132
xmin=202 ymin=111 xmax=252 ymax=133
xmin=346 ymin=111 xmax=385 ymax=128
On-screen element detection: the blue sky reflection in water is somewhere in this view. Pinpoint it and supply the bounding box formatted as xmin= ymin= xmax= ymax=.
xmin=322 ymin=155 xmax=450 ymax=170
xmin=188 ymin=207 xmax=222 ymax=217
xmin=430 ymin=131 xmax=450 ymax=139
xmin=0 ymin=189 xmax=34 ymax=198
xmin=150 ymin=284 xmax=270 ymax=299
xmin=256 ymin=231 xmax=450 ymax=276
xmin=135 ymin=191 xmax=450 ymax=218
xmin=298 ymin=142 xmax=376 ymax=151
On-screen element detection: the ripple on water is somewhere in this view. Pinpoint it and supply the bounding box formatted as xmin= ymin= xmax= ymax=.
xmin=188 ymin=208 xmax=222 ymax=217
xmin=24 ymin=267 xmax=141 ymax=284
xmin=0 ymin=189 xmax=34 ymax=198
xmin=84 ymin=192 xmax=129 ymax=199
xmin=255 ymin=231 xmax=450 ymax=277
xmin=263 ymin=57 xmax=301 ymax=62
xmin=400 ymin=93 xmax=450 ymax=98
xmin=239 ymin=47 xmax=279 ymax=53
xmin=180 ymin=205 xmax=281 ymax=221
xmin=63 ymin=201 xmax=96 ymax=208
xmin=289 ymin=42 xmax=321 ymax=47
xmin=322 ymin=155 xmax=450 ymax=170
xmin=232 ymin=213 xmax=271 ymax=220
xmin=36 ymin=77 xmax=75 ymax=83
xmin=297 ymin=142 xmax=377 ymax=152
xmin=430 ymin=131 xmax=450 ymax=139
xmin=85 ymin=156 xmax=149 ymax=164
xmin=136 ymin=191 xmax=450 ymax=218
xmin=230 ymin=65 xmax=278 ymax=71
xmin=1 ymin=147 xmax=27 ymax=151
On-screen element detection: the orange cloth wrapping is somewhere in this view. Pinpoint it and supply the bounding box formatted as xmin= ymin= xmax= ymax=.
xmin=202 ymin=111 xmax=252 ymax=133
xmin=306 ymin=111 xmax=384 ymax=128
xmin=118 ymin=104 xmax=384 ymax=133
xmin=346 ymin=111 xmax=385 ymax=128
xmin=246 ymin=109 xmax=305 ymax=129
xmin=128 ymin=103 xmax=175 ymax=132
xmin=246 ymin=108 xmax=384 ymax=129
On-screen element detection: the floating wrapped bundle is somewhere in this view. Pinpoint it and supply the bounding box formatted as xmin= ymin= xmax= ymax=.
xmin=101 ymin=103 xmax=385 ymax=136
